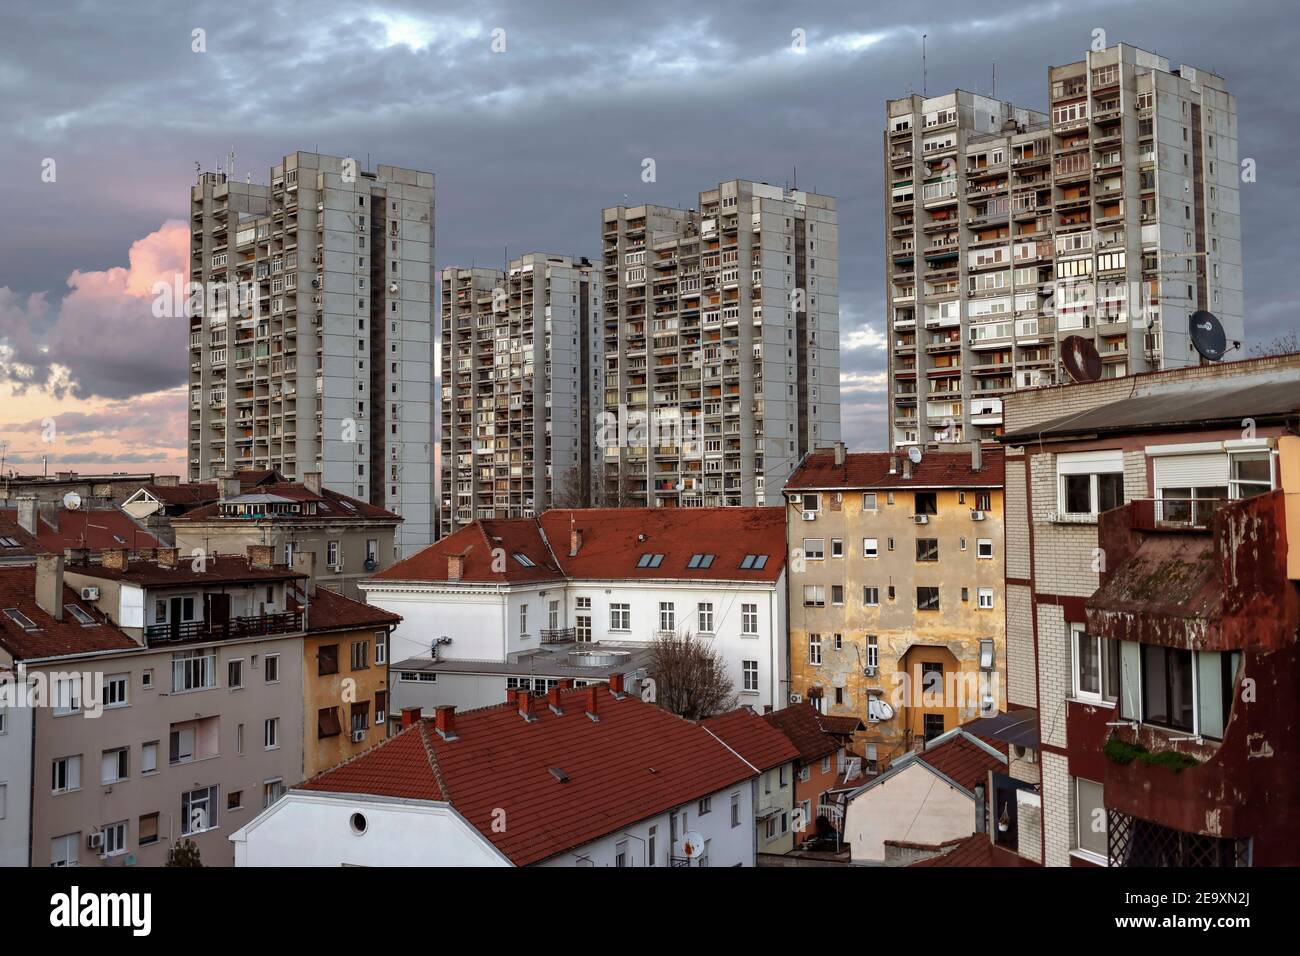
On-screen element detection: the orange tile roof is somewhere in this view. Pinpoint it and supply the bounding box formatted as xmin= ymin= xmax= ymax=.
xmin=703 ymin=707 xmax=801 ymax=771
xmin=0 ymin=507 xmax=161 ymax=553
xmin=917 ymin=732 xmax=1008 ymax=792
xmin=175 ymin=483 xmax=400 ymax=523
xmin=0 ymin=566 xmax=139 ymax=660
xmin=761 ymin=702 xmax=857 ymax=764
xmin=785 ymin=447 xmax=1004 ymax=491
xmin=306 ymin=587 xmax=402 ymax=634
xmin=908 ymin=832 xmax=1037 ymax=867
xmin=302 ymin=687 xmax=758 ymax=865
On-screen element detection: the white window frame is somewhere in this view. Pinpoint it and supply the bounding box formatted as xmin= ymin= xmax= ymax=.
xmin=977 ymin=587 xmax=995 ymax=609
xmin=697 ymin=602 xmax=714 ymax=634
xmin=741 ymin=604 xmax=758 ymax=635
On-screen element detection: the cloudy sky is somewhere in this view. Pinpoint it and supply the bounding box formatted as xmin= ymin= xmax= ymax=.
xmin=1 ymin=0 xmax=1296 ymax=478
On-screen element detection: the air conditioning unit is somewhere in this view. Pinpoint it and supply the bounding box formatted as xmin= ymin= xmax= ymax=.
xmin=330 ymin=563 xmax=344 ymax=573
xmin=351 ymin=729 xmax=366 ymax=743
xmin=788 ymin=693 xmax=803 ymax=704
xmin=970 ymin=510 xmax=986 ymax=521
xmin=80 ymin=586 xmax=100 ymax=601
xmin=388 ymin=282 xmax=399 ymax=294
xmin=913 ymin=514 xmax=929 ymax=525
xmin=86 ymin=832 xmax=104 ymax=851
xmin=802 ymin=511 xmax=817 ymax=521
xmin=864 ymin=665 xmax=878 ymax=678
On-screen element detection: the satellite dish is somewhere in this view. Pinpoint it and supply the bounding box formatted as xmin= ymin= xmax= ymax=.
xmin=1061 ymin=334 xmax=1102 ymax=383
xmin=907 ymin=445 xmax=922 ymax=465
xmin=62 ymin=492 xmax=82 ymax=511
xmin=679 ymin=831 xmax=706 ymax=859
xmin=1189 ymin=310 xmax=1227 ymax=361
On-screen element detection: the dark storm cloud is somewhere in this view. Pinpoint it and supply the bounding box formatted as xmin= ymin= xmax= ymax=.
xmin=0 ymin=0 xmax=1296 ymax=445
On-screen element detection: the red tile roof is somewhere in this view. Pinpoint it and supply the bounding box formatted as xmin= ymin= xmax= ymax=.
xmin=785 ymin=447 xmax=1004 ymax=491
xmin=704 ymin=707 xmax=801 ymax=771
xmin=0 ymin=566 xmax=139 ymax=660
xmin=66 ymin=554 xmax=305 ymax=587
xmin=917 ymin=732 xmax=1008 ymax=792
xmin=302 ymin=687 xmax=758 ymax=865
xmin=0 ymin=513 xmax=43 ymax=559
xmin=908 ymin=832 xmax=1037 ymax=867
xmin=761 ymin=702 xmax=856 ymax=764
xmin=306 ymin=587 xmax=402 ymax=634
xmin=376 ymin=508 xmax=787 ymax=585
xmin=0 ymin=507 xmax=161 ymax=553
xmin=174 ymin=483 xmax=400 ymax=523
xmin=136 ymin=482 xmax=219 ymax=507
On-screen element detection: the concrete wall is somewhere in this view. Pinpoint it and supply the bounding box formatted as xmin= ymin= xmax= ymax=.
xmin=843 ymin=761 xmax=975 ymax=862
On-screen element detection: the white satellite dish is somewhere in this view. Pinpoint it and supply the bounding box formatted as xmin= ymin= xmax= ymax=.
xmin=907 ymin=446 xmax=922 ymax=465
xmin=679 ymin=830 xmax=706 ymax=859
xmin=62 ymin=492 xmax=82 ymax=511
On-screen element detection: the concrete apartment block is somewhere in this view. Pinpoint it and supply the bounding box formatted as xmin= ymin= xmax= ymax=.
xmin=187 ymin=152 xmax=435 ymax=559
xmin=602 ymin=180 xmax=840 ymax=508
xmin=439 ymin=254 xmax=600 ymax=534
xmin=885 ymin=44 xmax=1242 ymax=449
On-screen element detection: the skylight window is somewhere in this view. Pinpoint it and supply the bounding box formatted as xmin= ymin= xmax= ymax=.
xmin=65 ymin=605 xmax=98 ymax=626
xmin=3 ymin=608 xmax=38 ymax=631
xmin=513 ymin=553 xmax=536 ymax=568
xmin=0 ymin=536 xmax=20 ymax=548
xmin=637 ymin=553 xmax=665 ymax=568
xmin=739 ymin=554 xmax=769 ymax=570
xmin=687 ymin=554 xmax=715 ymax=569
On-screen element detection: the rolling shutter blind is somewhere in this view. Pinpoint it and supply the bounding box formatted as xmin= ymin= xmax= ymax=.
xmin=1153 ymin=453 xmax=1229 ymax=489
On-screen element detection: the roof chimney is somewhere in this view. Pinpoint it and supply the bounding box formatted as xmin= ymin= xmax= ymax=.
xmin=608 ymin=672 xmax=625 ymax=698
xmin=447 ymin=553 xmax=463 ymax=583
xmin=970 ymin=439 xmax=983 ymax=473
xmin=101 ymin=548 xmax=128 ymax=571
xmin=302 ymin=471 xmax=322 ymax=495
xmin=433 ymin=704 xmax=457 ymax=740
xmin=63 ymin=546 xmax=90 ymax=567
xmin=518 ymin=690 xmax=536 ymax=722
xmin=569 ymin=523 xmax=582 ymax=557
xmin=35 ymin=553 xmax=64 ymax=621
xmin=37 ymin=500 xmax=59 ymax=532
xmin=902 ymin=455 xmax=913 ymax=480
xmin=157 ymin=547 xmax=179 ymax=568
xmin=246 ymin=544 xmax=275 ymax=570
xmin=833 ymin=441 xmax=846 ymax=467
xmin=400 ymin=706 xmax=422 ymax=728
xmin=888 ymin=455 xmax=899 ymax=476
xmin=584 ymin=685 xmax=600 ymax=721
xmin=217 ymin=470 xmax=241 ymax=501
xmin=547 ymin=684 xmax=564 ymax=714
xmin=292 ymin=550 xmax=317 ymax=596
xmin=15 ymin=497 xmax=37 ymax=535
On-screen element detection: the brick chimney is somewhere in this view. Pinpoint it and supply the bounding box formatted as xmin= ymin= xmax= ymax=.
xmin=888 ymin=455 xmax=899 ymax=476
xmin=156 ymin=547 xmax=179 ymax=568
xmin=101 ymin=548 xmax=129 ymax=571
xmin=546 ymin=684 xmax=563 ymax=715
xmin=902 ymin=455 xmax=913 ymax=480
xmin=447 ymin=553 xmax=463 ymax=583
xmin=63 ymin=547 xmax=91 ymax=567
xmin=302 ymin=471 xmax=322 ymax=494
xmin=569 ymin=525 xmax=582 ymax=557
xmin=400 ymin=706 xmax=422 ymax=728
xmin=517 ymin=690 xmax=535 ymax=722
xmin=433 ymin=705 xmax=457 ymax=740
xmin=970 ymin=439 xmax=983 ymax=473
xmin=15 ymin=497 xmax=37 ymax=535
xmin=292 ymin=550 xmax=317 ymax=596
xmin=584 ymin=685 xmax=600 ymax=721
xmin=608 ymin=672 xmax=625 ymax=698
xmin=246 ymin=544 xmax=276 ymax=570
xmin=35 ymin=553 xmax=64 ymax=620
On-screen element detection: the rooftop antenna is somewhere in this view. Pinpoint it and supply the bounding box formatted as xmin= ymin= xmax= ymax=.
xmin=992 ymin=61 xmax=996 ymax=98
xmin=922 ymin=34 xmax=927 ymax=96
xmin=228 ymin=146 xmax=235 ymax=179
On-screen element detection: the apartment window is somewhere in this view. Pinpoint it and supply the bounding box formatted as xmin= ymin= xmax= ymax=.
xmin=830 ymin=538 xmax=844 ymax=558
xmin=350 ymin=702 xmax=370 ymax=735
xmin=52 ymin=755 xmax=82 ymax=794
xmin=923 ymin=713 xmax=945 ymax=742
xmin=351 ymin=640 xmax=370 ymax=670
xmin=1075 ymin=778 xmax=1108 ymax=859
xmin=803 ymin=585 xmax=826 ymax=608
xmin=1141 ymin=644 xmax=1195 ymax=732
xmin=141 ymin=741 xmax=158 ymax=775
xmin=659 ymin=602 xmax=676 ymax=632
xmin=327 ymin=540 xmax=340 ymax=568
xmin=172 ymin=649 xmax=216 ymax=693
xmin=610 ymin=603 xmax=631 ymax=631
xmin=318 ymin=644 xmax=339 ymax=676
xmin=864 ymin=586 xmax=879 ymax=606
xmin=915 ymin=538 xmax=938 ymax=562
xmin=801 ymin=492 xmax=821 ymax=512
xmin=802 ymin=538 xmax=825 ymax=560
xmin=977 ymin=538 xmax=994 ymax=559
xmin=698 ymin=602 xmax=714 ymax=634
xmin=809 ymin=634 xmax=822 ymax=665
xmin=615 ymin=840 xmax=629 ymax=867
xmin=867 ymin=635 xmax=879 ymax=669
xmin=374 ymin=632 xmax=387 ymax=665
xmin=978 ymin=587 xmax=995 ymax=609
xmin=863 ymin=538 xmax=879 ymax=558
xmin=181 ymin=786 xmax=217 ymax=835
xmin=831 ymin=585 xmax=844 ymax=605
xmin=318 ymin=706 xmax=342 ymax=739
xmin=1071 ymin=622 xmax=1120 ymax=704
xmin=101 ymin=747 xmax=128 ymax=785
xmin=101 ymin=820 xmax=128 ymax=857
xmin=141 ymin=669 xmax=153 ymax=690
xmin=139 ymin=813 xmax=160 ymax=847
xmin=265 ymin=654 xmax=280 ymax=683
xmin=914 ymin=492 xmax=937 ymax=515
xmin=264 ymin=718 xmax=280 ymax=750
xmin=648 ymin=825 xmax=657 ymax=866
xmin=698 ymin=796 xmax=712 ymax=816
xmin=263 ymin=780 xmax=285 ymax=809
xmin=576 ymin=614 xmax=592 ymax=642
xmin=52 ymin=675 xmax=81 ymax=715
xmin=51 ymin=833 xmax=79 ymax=867
xmin=917 ymin=587 xmax=940 ymax=611
xmin=104 ymin=673 xmax=128 ymax=708
xmin=862 ymin=492 xmax=877 ymax=511
xmin=743 ymin=660 xmax=759 ymax=693
xmin=228 ymin=659 xmax=244 ymax=688
xmin=741 ymin=604 xmax=758 ymax=635
xmin=731 ymin=792 xmax=742 ymax=828
xmin=1058 ymin=451 xmax=1125 ymax=517
xmin=520 ymin=604 xmax=528 ymax=636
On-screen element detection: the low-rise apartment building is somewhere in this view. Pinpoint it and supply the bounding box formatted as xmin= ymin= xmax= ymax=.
xmin=367 ymin=507 xmax=789 ymax=714
xmin=999 ymin=351 xmax=1300 ymax=867
xmin=784 ymin=442 xmax=1006 ymax=771
xmin=761 ymin=703 xmax=859 ymax=845
xmin=233 ymin=681 xmax=762 ymax=866
xmin=702 ymin=707 xmax=800 ymax=856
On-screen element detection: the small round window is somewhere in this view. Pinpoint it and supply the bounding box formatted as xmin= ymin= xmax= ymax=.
xmin=350 ymin=812 xmax=368 ymax=835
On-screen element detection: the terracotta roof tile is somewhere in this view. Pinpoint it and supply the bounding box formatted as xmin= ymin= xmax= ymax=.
xmin=302 ymin=688 xmax=758 ymax=865
xmin=174 ymin=483 xmax=400 ymax=523
xmin=917 ymin=732 xmax=1008 ymax=792
xmin=306 ymin=588 xmax=402 ymax=634
xmin=66 ymin=554 xmax=305 ymax=587
xmin=761 ymin=702 xmax=855 ymax=763
xmin=908 ymin=832 xmax=1037 ymax=867
xmin=704 ymin=707 xmax=800 ymax=771
xmin=0 ymin=566 xmax=139 ymax=660
xmin=0 ymin=507 xmax=161 ymax=553
xmin=785 ymin=447 xmax=1004 ymax=491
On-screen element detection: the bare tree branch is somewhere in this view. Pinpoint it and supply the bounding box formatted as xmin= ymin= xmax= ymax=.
xmin=647 ymin=630 xmax=737 ymax=720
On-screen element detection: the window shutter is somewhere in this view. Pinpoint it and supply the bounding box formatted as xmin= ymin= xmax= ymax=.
xmin=1154 ymin=453 xmax=1229 ymax=489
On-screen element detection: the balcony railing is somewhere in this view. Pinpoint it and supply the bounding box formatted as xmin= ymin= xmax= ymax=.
xmin=539 ymin=627 xmax=576 ymax=645
xmin=145 ymin=611 xmax=303 ymax=644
